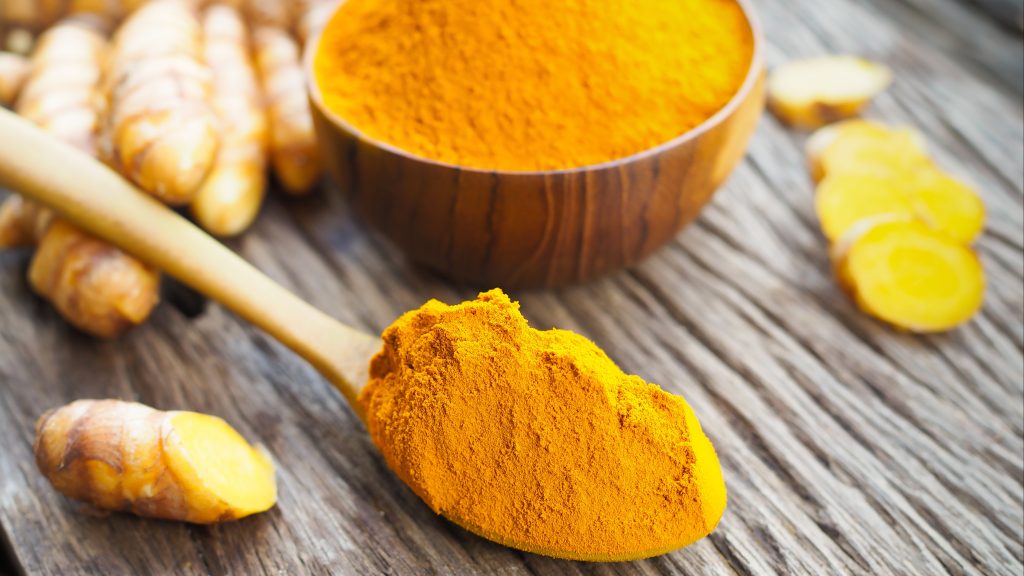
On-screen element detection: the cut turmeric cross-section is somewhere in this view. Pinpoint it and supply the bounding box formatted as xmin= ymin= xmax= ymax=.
xmin=806 ymin=120 xmax=930 ymax=182
xmin=816 ymin=167 xmax=985 ymax=244
xmin=768 ymin=56 xmax=892 ymax=129
xmin=35 ymin=399 xmax=277 ymax=523
xmin=816 ymin=173 xmax=916 ymax=243
xmin=833 ymin=218 xmax=985 ymax=332
xmin=908 ymin=167 xmax=986 ymax=245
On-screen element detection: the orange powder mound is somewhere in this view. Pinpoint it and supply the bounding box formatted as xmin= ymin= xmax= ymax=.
xmin=358 ymin=290 xmax=727 ymax=561
xmin=314 ymin=0 xmax=754 ymax=171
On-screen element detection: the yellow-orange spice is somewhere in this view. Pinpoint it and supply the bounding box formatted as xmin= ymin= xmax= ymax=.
xmin=359 ymin=290 xmax=727 ymax=561
xmin=314 ymin=0 xmax=753 ymax=171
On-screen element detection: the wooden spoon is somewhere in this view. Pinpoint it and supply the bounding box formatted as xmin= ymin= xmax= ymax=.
xmin=0 ymin=110 xmax=718 ymax=562
xmin=0 ymin=108 xmax=378 ymax=411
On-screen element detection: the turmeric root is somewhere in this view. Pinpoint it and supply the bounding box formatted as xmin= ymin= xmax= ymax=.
xmin=15 ymin=18 xmax=108 ymax=153
xmin=0 ymin=19 xmax=103 ymax=248
xmin=768 ymin=56 xmax=892 ymax=130
xmin=29 ymin=220 xmax=161 ymax=337
xmin=0 ymin=194 xmax=52 ymax=248
xmin=100 ymin=0 xmax=219 ymax=205
xmin=35 ymin=399 xmax=277 ymax=523
xmin=0 ymin=51 xmax=29 ymax=106
xmin=67 ymin=0 xmax=138 ymax=22
xmin=1 ymin=17 xmax=161 ymax=339
xmin=243 ymin=0 xmax=293 ymax=29
xmin=253 ymin=25 xmax=321 ymax=195
xmin=832 ymin=218 xmax=985 ymax=332
xmin=192 ymin=5 xmax=268 ymax=236
xmin=806 ymin=120 xmax=930 ymax=183
xmin=0 ymin=0 xmax=67 ymax=33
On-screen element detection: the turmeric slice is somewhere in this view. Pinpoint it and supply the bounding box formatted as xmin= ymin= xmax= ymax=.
xmin=0 ymin=51 xmax=28 ymax=106
xmin=908 ymin=167 xmax=986 ymax=245
xmin=768 ymin=56 xmax=892 ymax=129
xmin=192 ymin=5 xmax=269 ymax=237
xmin=100 ymin=0 xmax=220 ymax=205
xmin=833 ymin=218 xmax=985 ymax=332
xmin=806 ymin=120 xmax=930 ymax=182
xmin=35 ymin=399 xmax=277 ymax=523
xmin=815 ymin=166 xmax=985 ymax=245
xmin=253 ymin=25 xmax=321 ymax=195
xmin=816 ymin=173 xmax=918 ymax=243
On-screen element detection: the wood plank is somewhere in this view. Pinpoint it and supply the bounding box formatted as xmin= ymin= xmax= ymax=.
xmin=0 ymin=0 xmax=1022 ymax=573
xmin=967 ymin=0 xmax=1024 ymax=31
xmin=857 ymin=0 xmax=1024 ymax=94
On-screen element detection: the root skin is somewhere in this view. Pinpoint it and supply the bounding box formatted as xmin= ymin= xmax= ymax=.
xmin=253 ymin=25 xmax=321 ymax=195
xmin=100 ymin=0 xmax=219 ymax=205
xmin=192 ymin=4 xmax=268 ymax=237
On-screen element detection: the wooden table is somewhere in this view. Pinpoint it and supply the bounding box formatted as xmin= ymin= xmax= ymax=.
xmin=1 ymin=0 xmax=1021 ymax=574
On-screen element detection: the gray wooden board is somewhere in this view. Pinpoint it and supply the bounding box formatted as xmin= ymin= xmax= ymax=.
xmin=1 ymin=0 xmax=1022 ymax=574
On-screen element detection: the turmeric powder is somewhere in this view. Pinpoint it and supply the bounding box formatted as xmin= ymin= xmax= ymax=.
xmin=359 ymin=290 xmax=726 ymax=561
xmin=314 ymin=0 xmax=754 ymax=171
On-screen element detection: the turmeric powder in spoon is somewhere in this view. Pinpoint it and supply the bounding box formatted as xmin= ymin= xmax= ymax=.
xmin=360 ymin=290 xmax=726 ymax=561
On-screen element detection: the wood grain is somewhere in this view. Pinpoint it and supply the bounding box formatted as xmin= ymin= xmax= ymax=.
xmin=1 ymin=0 xmax=1022 ymax=574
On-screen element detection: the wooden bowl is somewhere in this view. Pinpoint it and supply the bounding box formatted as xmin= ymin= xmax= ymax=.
xmin=306 ymin=2 xmax=765 ymax=288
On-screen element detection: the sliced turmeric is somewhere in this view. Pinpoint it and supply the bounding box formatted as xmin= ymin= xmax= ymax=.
xmin=0 ymin=17 xmax=160 ymax=339
xmin=768 ymin=56 xmax=892 ymax=130
xmin=253 ymin=25 xmax=321 ymax=195
xmin=816 ymin=168 xmax=984 ymax=244
xmin=100 ymin=0 xmax=220 ymax=205
xmin=35 ymin=399 xmax=277 ymax=523
xmin=806 ymin=120 xmax=930 ymax=183
xmin=832 ymin=218 xmax=985 ymax=332
xmin=192 ymin=5 xmax=268 ymax=237
xmin=0 ymin=51 xmax=28 ymax=106
xmin=816 ymin=173 xmax=918 ymax=243
xmin=907 ymin=167 xmax=986 ymax=245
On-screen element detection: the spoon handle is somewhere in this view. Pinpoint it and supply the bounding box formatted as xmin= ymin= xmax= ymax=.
xmin=0 ymin=108 xmax=367 ymax=403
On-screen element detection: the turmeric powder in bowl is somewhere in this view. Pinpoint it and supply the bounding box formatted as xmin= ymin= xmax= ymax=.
xmin=359 ymin=290 xmax=727 ymax=561
xmin=314 ymin=0 xmax=754 ymax=171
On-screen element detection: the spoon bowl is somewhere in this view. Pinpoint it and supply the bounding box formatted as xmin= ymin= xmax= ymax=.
xmin=306 ymin=0 xmax=765 ymax=288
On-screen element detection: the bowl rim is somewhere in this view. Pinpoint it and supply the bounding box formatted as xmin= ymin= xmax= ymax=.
xmin=304 ymin=0 xmax=765 ymax=177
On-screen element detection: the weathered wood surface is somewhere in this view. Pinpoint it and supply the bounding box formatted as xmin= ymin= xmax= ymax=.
xmin=1 ymin=0 xmax=1021 ymax=574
